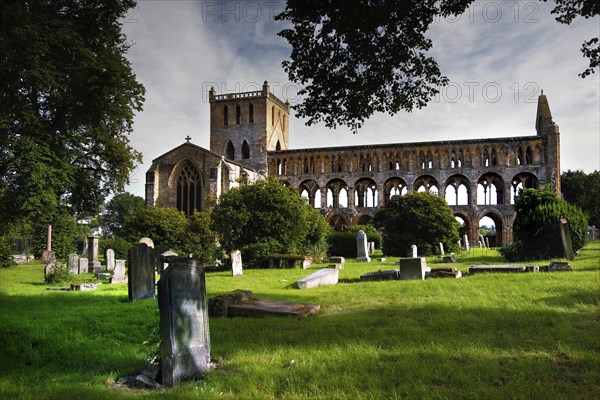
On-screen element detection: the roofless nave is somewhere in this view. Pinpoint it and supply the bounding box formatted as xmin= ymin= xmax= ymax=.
xmin=146 ymin=81 xmax=561 ymax=247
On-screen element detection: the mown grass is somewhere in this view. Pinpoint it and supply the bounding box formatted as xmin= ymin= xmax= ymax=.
xmin=1 ymin=243 xmax=599 ymax=399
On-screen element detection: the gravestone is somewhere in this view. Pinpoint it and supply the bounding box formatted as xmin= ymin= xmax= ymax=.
xmin=41 ymin=225 xmax=56 ymax=263
xmin=128 ymin=243 xmax=156 ymax=301
xmin=399 ymin=257 xmax=428 ymax=280
xmin=360 ymin=269 xmax=399 ymax=281
xmin=160 ymin=250 xmax=179 ymax=275
xmin=139 ymin=237 xmax=155 ymax=248
xmin=68 ymin=253 xmax=79 ymax=274
xmin=105 ymin=249 xmax=116 ymax=271
xmin=485 ymin=237 xmax=490 ymax=249
xmin=154 ymin=244 xmax=169 ymax=274
xmin=87 ymin=236 xmax=102 ymax=272
xmin=231 ymin=250 xmax=243 ymax=276
xmin=438 ymin=242 xmax=445 ymax=256
xmin=356 ymin=230 xmax=371 ymax=262
xmin=44 ymin=262 xmax=56 ymax=283
xmin=111 ymin=259 xmax=127 ymax=283
xmin=158 ymin=261 xmax=211 ymax=387
xmin=559 ymin=219 xmax=575 ymax=261
xmin=78 ymin=257 xmax=89 ymax=274
xmin=411 ymin=244 xmax=418 ymax=258
xmin=479 ymin=235 xmax=486 ymax=248
xmin=82 ymin=238 xmax=88 ymax=258
xmin=463 ymin=235 xmax=470 ymax=251
xmin=296 ymin=268 xmax=339 ymax=289
xmin=328 ymin=256 xmax=345 ymax=265
xmin=368 ymin=241 xmax=375 ymax=254
xmin=209 ymin=290 xmax=320 ymax=318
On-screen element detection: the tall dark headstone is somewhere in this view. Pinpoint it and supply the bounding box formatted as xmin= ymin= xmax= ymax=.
xmin=559 ymin=219 xmax=575 ymax=261
xmin=127 ymin=243 xmax=156 ymax=301
xmin=158 ymin=261 xmax=211 ymax=387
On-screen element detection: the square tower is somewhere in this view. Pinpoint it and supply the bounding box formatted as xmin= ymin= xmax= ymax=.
xmin=209 ymin=81 xmax=290 ymax=175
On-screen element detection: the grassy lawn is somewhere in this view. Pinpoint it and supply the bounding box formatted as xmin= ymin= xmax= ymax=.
xmin=1 ymin=243 xmax=598 ymax=399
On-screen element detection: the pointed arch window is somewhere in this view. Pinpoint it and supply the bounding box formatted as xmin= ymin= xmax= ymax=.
xmin=248 ymin=104 xmax=254 ymax=123
xmin=177 ymin=162 xmax=202 ymax=217
xmin=226 ymin=140 xmax=235 ymax=160
xmin=276 ymin=140 xmax=281 ymax=151
xmin=525 ymin=146 xmax=533 ymax=164
xmin=235 ymin=105 xmax=241 ymax=124
xmin=223 ymin=106 xmax=229 ymax=125
xmin=241 ymin=139 xmax=250 ymax=159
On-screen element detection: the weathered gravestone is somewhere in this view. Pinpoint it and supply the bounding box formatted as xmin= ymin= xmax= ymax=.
xmin=485 ymin=237 xmax=490 ymax=249
xmin=479 ymin=235 xmax=486 ymax=248
xmin=231 ymin=250 xmax=243 ymax=277
xmin=160 ymin=250 xmax=179 ymax=275
xmin=438 ymin=242 xmax=445 ymax=256
xmin=360 ymin=269 xmax=399 ymax=281
xmin=463 ymin=235 xmax=470 ymax=251
xmin=81 ymin=238 xmax=88 ymax=258
xmin=111 ymin=260 xmax=127 ymax=283
xmin=105 ymin=249 xmax=115 ymax=271
xmin=78 ymin=257 xmax=88 ymax=274
xmin=158 ymin=261 xmax=211 ymax=387
xmin=559 ymin=219 xmax=575 ymax=261
xmin=139 ymin=237 xmax=155 ymax=248
xmin=296 ymin=268 xmax=339 ymax=289
xmin=368 ymin=241 xmax=375 ymax=254
xmin=128 ymin=243 xmax=155 ymax=301
xmin=399 ymin=257 xmax=428 ymax=280
xmin=68 ymin=253 xmax=79 ymax=274
xmin=356 ymin=230 xmax=371 ymax=262
xmin=44 ymin=262 xmax=56 ymax=283
xmin=87 ymin=236 xmax=102 ymax=272
xmin=209 ymin=290 xmax=321 ymax=318
xmin=411 ymin=244 xmax=418 ymax=258
xmin=328 ymin=256 xmax=345 ymax=269
xmin=154 ymin=244 xmax=169 ymax=274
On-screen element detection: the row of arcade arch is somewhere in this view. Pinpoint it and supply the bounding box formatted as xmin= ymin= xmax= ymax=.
xmin=288 ymin=172 xmax=539 ymax=208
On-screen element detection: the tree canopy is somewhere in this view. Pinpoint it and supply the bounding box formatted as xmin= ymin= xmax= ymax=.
xmin=561 ymin=170 xmax=600 ymax=227
xmin=100 ymin=192 xmax=145 ymax=238
xmin=0 ymin=0 xmax=145 ymax=227
xmin=373 ymin=191 xmax=460 ymax=256
xmin=211 ymin=177 xmax=329 ymax=268
xmin=276 ymin=0 xmax=599 ymax=131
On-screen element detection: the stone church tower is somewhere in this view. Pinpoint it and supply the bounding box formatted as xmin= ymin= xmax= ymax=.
xmin=209 ymin=81 xmax=290 ymax=176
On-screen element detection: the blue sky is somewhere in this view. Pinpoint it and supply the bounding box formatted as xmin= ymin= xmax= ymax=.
xmin=122 ymin=1 xmax=599 ymax=197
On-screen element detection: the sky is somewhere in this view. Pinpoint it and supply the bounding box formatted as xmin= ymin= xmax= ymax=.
xmin=121 ymin=0 xmax=600 ymax=197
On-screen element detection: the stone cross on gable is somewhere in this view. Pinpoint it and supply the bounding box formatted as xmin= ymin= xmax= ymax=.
xmin=185 ymin=135 xmax=191 ymax=143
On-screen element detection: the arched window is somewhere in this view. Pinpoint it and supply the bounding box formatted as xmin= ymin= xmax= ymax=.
xmin=248 ymin=104 xmax=254 ymax=123
xmin=226 ymin=140 xmax=235 ymax=160
xmin=525 ymin=146 xmax=533 ymax=164
xmin=491 ymin=148 xmax=497 ymax=166
xmin=275 ymin=140 xmax=281 ymax=151
xmin=517 ymin=147 xmax=524 ymax=165
xmin=223 ymin=106 xmax=228 ymax=125
xmin=483 ymin=149 xmax=489 ymax=167
xmin=235 ymin=105 xmax=241 ymax=124
xmin=241 ymin=139 xmax=250 ymax=159
xmin=177 ymin=162 xmax=202 ymax=217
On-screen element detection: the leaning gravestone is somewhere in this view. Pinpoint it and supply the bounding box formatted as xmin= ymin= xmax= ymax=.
xmin=296 ymin=268 xmax=339 ymax=289
xmin=158 ymin=261 xmax=211 ymax=387
xmin=78 ymin=257 xmax=88 ymax=274
xmin=438 ymin=242 xmax=445 ymax=256
xmin=399 ymin=257 xmax=428 ymax=280
xmin=105 ymin=249 xmax=115 ymax=271
xmin=68 ymin=253 xmax=79 ymax=274
xmin=111 ymin=259 xmax=127 ymax=283
xmin=479 ymin=235 xmax=486 ymax=248
xmin=231 ymin=250 xmax=243 ymax=277
xmin=559 ymin=219 xmax=575 ymax=261
xmin=463 ymin=234 xmax=470 ymax=251
xmin=356 ymin=230 xmax=371 ymax=262
xmin=411 ymin=244 xmax=418 ymax=258
xmin=128 ymin=243 xmax=156 ymax=301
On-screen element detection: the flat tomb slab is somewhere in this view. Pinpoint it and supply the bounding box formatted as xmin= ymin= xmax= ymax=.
xmin=296 ymin=268 xmax=339 ymax=289
xmin=469 ymin=265 xmax=540 ymax=274
xmin=360 ymin=270 xmax=399 ymax=281
xmin=209 ymin=290 xmax=320 ymax=318
xmin=228 ymin=299 xmax=321 ymax=317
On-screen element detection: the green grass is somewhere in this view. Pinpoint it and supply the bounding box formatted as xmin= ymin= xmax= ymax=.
xmin=1 ymin=243 xmax=599 ymax=399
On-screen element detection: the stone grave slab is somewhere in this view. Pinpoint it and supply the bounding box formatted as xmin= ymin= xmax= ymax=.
xmin=442 ymin=254 xmax=458 ymax=263
xmin=296 ymin=268 xmax=338 ymax=289
xmin=469 ymin=265 xmax=540 ymax=274
xmin=360 ymin=269 xmax=399 ymax=281
xmin=399 ymin=257 xmax=428 ymax=280
xmin=548 ymin=261 xmax=573 ymax=272
xmin=158 ymin=261 xmax=211 ymax=387
xmin=208 ymin=290 xmax=320 ymax=318
xmin=70 ymin=282 xmax=101 ymax=291
xmin=427 ymin=267 xmax=462 ymax=278
xmin=328 ymin=256 xmax=345 ymax=265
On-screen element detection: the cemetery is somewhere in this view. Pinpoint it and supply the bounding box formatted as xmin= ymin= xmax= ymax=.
xmin=1 ymin=236 xmax=598 ymax=399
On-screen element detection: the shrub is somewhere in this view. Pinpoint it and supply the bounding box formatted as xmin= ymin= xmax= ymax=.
xmin=326 ymin=225 xmax=381 ymax=257
xmin=373 ymin=192 xmax=460 ymax=256
xmin=99 ymin=237 xmax=133 ymax=260
xmin=45 ymin=262 xmax=70 ymax=284
xmin=510 ymin=188 xmax=588 ymax=260
xmin=122 ymin=207 xmax=188 ymax=254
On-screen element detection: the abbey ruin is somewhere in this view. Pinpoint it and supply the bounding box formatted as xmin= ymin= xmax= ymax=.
xmin=146 ymin=81 xmax=561 ymax=247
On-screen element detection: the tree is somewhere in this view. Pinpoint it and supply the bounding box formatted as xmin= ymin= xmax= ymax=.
xmin=505 ymin=188 xmax=588 ymax=260
xmin=121 ymin=207 xmax=188 ymax=255
xmin=276 ymin=0 xmax=598 ymax=131
xmin=0 ymin=0 xmax=145 ymax=228
xmin=211 ymin=177 xmax=329 ymax=268
xmin=561 ymin=170 xmax=600 ymax=227
xmin=100 ymin=192 xmax=145 ymax=237
xmin=373 ymin=191 xmax=460 ymax=256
